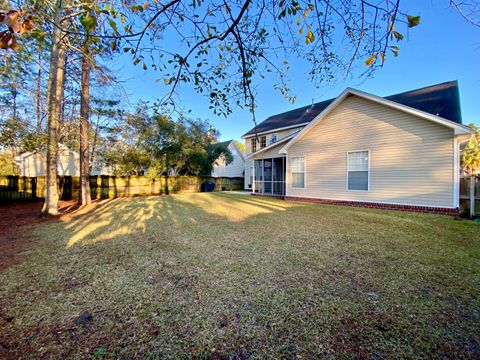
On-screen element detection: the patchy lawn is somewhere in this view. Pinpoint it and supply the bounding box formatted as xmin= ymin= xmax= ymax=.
xmin=0 ymin=193 xmax=479 ymax=359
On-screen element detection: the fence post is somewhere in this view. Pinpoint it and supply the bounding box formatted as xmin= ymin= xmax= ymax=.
xmin=470 ymin=175 xmax=475 ymax=218
xmin=32 ymin=177 xmax=37 ymax=200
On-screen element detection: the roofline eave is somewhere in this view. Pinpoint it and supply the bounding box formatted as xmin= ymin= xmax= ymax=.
xmin=279 ymin=88 xmax=473 ymax=154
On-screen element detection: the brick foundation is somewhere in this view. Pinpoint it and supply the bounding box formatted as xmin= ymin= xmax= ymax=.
xmin=252 ymin=194 xmax=458 ymax=216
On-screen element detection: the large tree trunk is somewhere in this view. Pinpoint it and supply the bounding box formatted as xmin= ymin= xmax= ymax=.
xmin=89 ymin=113 xmax=100 ymax=173
xmin=165 ymin=157 xmax=169 ymax=195
xmin=36 ymin=45 xmax=42 ymax=129
xmin=42 ymin=0 xmax=66 ymax=216
xmin=12 ymin=85 xmax=17 ymax=120
xmin=79 ymin=41 xmax=91 ymax=205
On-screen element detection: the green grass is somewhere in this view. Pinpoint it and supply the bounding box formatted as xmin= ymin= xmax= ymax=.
xmin=1 ymin=193 xmax=479 ymax=359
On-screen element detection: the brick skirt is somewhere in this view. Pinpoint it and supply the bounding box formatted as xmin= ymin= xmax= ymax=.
xmin=251 ymin=194 xmax=458 ymax=216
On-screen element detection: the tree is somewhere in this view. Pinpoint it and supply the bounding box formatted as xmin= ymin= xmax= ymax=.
xmin=79 ymin=39 xmax=91 ymax=205
xmin=202 ymin=142 xmax=233 ymax=175
xmin=2 ymin=1 xmax=477 ymax=215
xmin=462 ymin=124 xmax=480 ymax=175
xmin=42 ymin=0 xmax=68 ymax=215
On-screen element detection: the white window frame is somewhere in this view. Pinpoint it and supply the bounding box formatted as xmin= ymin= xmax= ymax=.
xmin=290 ymin=156 xmax=306 ymax=189
xmin=260 ymin=135 xmax=267 ymax=149
xmin=346 ymin=150 xmax=370 ymax=192
xmin=251 ymin=138 xmax=257 ymax=153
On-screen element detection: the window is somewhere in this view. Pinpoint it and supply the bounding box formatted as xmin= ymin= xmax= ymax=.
xmin=269 ymin=133 xmax=278 ymax=144
xmin=260 ymin=135 xmax=267 ymax=148
xmin=251 ymin=138 xmax=257 ymax=153
xmin=291 ymin=156 xmax=305 ymax=188
xmin=347 ymin=151 xmax=369 ymax=191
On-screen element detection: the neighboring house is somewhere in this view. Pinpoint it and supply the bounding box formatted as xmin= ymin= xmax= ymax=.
xmin=211 ymin=140 xmax=245 ymax=178
xmin=15 ymin=144 xmax=113 ymax=177
xmin=242 ymin=81 xmax=473 ymax=213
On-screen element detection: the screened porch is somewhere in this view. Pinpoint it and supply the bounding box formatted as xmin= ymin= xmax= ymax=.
xmin=252 ymin=157 xmax=286 ymax=196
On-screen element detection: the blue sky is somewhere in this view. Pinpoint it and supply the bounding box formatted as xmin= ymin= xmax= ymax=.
xmin=118 ymin=0 xmax=480 ymax=141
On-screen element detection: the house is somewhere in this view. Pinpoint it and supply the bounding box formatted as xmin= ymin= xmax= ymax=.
xmin=15 ymin=144 xmax=113 ymax=177
xmin=211 ymin=140 xmax=245 ymax=178
xmin=242 ymin=81 xmax=473 ymax=214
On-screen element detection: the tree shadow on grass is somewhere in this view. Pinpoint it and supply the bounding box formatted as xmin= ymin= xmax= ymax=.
xmin=2 ymin=193 xmax=480 ymax=359
xmin=61 ymin=193 xmax=300 ymax=248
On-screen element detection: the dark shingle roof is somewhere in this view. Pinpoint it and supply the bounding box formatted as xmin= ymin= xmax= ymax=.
xmin=243 ymin=81 xmax=462 ymax=137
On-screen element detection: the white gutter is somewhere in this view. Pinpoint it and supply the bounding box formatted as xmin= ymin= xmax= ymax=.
xmin=242 ymin=122 xmax=310 ymax=139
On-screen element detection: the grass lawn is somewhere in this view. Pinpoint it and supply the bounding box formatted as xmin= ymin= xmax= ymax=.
xmin=1 ymin=192 xmax=479 ymax=359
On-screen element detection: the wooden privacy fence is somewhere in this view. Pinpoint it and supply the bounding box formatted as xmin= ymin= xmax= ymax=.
xmin=0 ymin=175 xmax=244 ymax=203
xmin=460 ymin=175 xmax=479 ymax=217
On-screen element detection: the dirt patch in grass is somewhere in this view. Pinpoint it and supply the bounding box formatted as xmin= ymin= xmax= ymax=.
xmin=0 ymin=199 xmax=113 ymax=272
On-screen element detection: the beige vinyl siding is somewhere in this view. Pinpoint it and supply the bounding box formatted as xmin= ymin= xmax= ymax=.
xmin=18 ymin=148 xmax=113 ymax=177
xmin=22 ymin=152 xmax=46 ymax=177
xmin=20 ymin=150 xmax=79 ymax=177
xmin=286 ymin=94 xmax=455 ymax=208
xmin=252 ymin=142 xmax=287 ymax=159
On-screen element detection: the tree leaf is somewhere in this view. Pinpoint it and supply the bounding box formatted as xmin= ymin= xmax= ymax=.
xmin=305 ymin=29 xmax=315 ymax=44
xmin=407 ymin=15 xmax=420 ymax=28
xmin=392 ymin=31 xmax=404 ymax=41
xmin=365 ymin=54 xmax=376 ymax=66
xmin=108 ymin=18 xmax=118 ymax=34
xmin=80 ymin=14 xmax=97 ymax=33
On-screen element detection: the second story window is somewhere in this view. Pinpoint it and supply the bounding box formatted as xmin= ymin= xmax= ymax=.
xmin=260 ymin=135 xmax=267 ymax=148
xmin=269 ymin=133 xmax=277 ymax=144
xmin=251 ymin=138 xmax=257 ymax=153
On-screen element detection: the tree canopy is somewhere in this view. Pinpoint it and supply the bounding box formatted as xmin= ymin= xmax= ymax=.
xmin=462 ymin=123 xmax=480 ymax=175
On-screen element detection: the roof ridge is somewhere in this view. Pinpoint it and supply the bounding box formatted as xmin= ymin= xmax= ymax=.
xmin=243 ymin=80 xmax=461 ymax=137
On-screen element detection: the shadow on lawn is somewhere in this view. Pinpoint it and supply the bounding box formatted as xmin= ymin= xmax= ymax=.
xmin=3 ymin=193 xmax=480 ymax=359
xmin=61 ymin=193 xmax=299 ymax=248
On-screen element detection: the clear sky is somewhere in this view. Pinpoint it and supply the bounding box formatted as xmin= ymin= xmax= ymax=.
xmin=116 ymin=0 xmax=480 ymax=142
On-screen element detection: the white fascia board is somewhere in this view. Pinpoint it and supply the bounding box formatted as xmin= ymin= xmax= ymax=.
xmin=280 ymin=88 xmax=473 ymax=154
xmin=242 ymin=122 xmax=310 ymax=139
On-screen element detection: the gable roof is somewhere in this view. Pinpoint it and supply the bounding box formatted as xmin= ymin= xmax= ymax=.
xmin=243 ymin=81 xmax=463 ymax=137
xmin=217 ymin=140 xmax=246 ymax=160
xmin=280 ymin=87 xmax=473 ymax=154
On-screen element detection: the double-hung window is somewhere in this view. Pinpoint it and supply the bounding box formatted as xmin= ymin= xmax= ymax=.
xmin=347 ymin=151 xmax=369 ymax=191
xmin=291 ymin=156 xmax=305 ymax=188
xmin=251 ymin=138 xmax=257 ymax=153
xmin=260 ymin=135 xmax=267 ymax=148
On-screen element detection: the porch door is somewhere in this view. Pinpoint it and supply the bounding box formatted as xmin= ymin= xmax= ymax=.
xmin=264 ymin=159 xmax=272 ymax=194
xmin=272 ymin=157 xmax=285 ymax=195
